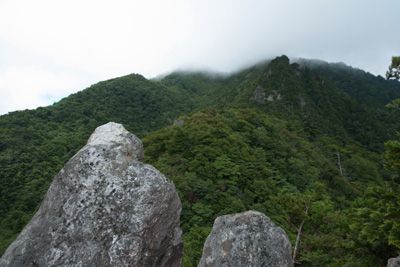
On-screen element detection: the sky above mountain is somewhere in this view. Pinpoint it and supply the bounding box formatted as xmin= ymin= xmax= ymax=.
xmin=0 ymin=0 xmax=399 ymax=114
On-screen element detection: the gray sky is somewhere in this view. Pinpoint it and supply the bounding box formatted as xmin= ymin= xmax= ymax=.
xmin=0 ymin=0 xmax=399 ymax=114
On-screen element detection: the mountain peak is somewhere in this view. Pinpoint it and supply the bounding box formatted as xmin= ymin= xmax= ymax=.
xmin=271 ymin=55 xmax=290 ymax=65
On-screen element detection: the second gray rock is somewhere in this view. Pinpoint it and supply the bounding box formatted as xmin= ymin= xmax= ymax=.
xmin=198 ymin=210 xmax=293 ymax=267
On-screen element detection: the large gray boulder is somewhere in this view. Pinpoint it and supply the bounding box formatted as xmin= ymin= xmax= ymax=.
xmin=0 ymin=122 xmax=182 ymax=267
xmin=388 ymin=256 xmax=400 ymax=267
xmin=198 ymin=210 xmax=293 ymax=267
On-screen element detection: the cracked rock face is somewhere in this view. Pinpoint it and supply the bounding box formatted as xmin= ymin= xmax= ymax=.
xmin=0 ymin=122 xmax=182 ymax=267
xmin=198 ymin=211 xmax=293 ymax=267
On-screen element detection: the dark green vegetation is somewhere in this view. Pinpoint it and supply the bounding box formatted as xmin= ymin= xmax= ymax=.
xmin=1 ymin=56 xmax=400 ymax=266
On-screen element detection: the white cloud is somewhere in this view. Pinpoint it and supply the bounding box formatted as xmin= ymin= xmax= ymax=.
xmin=0 ymin=0 xmax=399 ymax=114
xmin=0 ymin=66 xmax=88 ymax=114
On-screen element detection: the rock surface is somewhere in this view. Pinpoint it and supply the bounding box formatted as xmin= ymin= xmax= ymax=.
xmin=388 ymin=256 xmax=400 ymax=267
xmin=198 ymin=210 xmax=293 ymax=267
xmin=0 ymin=122 xmax=182 ymax=267
xmin=252 ymin=85 xmax=267 ymax=104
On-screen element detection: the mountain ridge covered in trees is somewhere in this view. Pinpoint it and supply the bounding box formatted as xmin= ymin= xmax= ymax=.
xmin=1 ymin=55 xmax=400 ymax=266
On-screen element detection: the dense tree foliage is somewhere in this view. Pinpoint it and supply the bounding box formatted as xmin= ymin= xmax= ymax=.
xmin=1 ymin=56 xmax=400 ymax=266
xmin=143 ymin=108 xmax=398 ymax=266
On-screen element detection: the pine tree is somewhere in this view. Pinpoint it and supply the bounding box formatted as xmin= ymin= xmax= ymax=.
xmin=386 ymin=56 xmax=400 ymax=81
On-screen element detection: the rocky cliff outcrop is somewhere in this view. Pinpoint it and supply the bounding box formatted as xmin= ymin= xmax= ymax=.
xmin=388 ymin=256 xmax=400 ymax=267
xmin=0 ymin=122 xmax=182 ymax=267
xmin=198 ymin=210 xmax=293 ymax=267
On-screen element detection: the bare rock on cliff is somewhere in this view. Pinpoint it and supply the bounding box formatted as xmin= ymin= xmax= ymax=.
xmin=198 ymin=210 xmax=293 ymax=267
xmin=388 ymin=256 xmax=400 ymax=267
xmin=0 ymin=122 xmax=182 ymax=267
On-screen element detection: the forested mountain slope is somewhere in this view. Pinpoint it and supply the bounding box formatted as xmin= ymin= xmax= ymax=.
xmin=297 ymin=58 xmax=400 ymax=106
xmin=161 ymin=56 xmax=400 ymax=150
xmin=1 ymin=56 xmax=400 ymax=266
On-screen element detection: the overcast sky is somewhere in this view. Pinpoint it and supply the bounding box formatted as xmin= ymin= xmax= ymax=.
xmin=0 ymin=0 xmax=399 ymax=114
